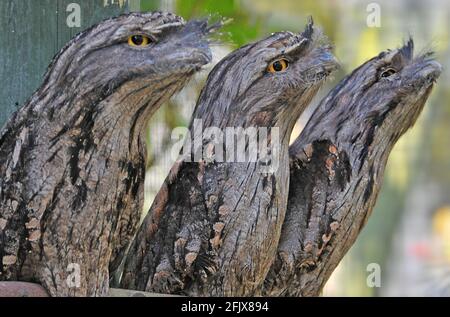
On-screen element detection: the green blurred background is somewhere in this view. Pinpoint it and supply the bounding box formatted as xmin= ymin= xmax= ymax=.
xmin=1 ymin=0 xmax=449 ymax=296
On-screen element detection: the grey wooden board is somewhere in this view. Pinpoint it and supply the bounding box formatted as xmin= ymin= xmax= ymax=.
xmin=0 ymin=0 xmax=132 ymax=128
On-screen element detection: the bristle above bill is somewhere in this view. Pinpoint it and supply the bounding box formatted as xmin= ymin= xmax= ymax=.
xmin=301 ymin=16 xmax=314 ymax=40
xmin=399 ymin=37 xmax=414 ymax=60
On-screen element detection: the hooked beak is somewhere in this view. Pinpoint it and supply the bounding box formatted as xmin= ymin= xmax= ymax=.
xmin=318 ymin=50 xmax=340 ymax=75
xmin=417 ymin=60 xmax=442 ymax=84
xmin=306 ymin=50 xmax=340 ymax=82
xmin=164 ymin=19 xmax=221 ymax=72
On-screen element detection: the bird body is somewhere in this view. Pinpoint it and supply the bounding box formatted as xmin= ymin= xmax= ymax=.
xmin=120 ymin=20 xmax=338 ymax=296
xmin=263 ymin=40 xmax=442 ymax=296
xmin=0 ymin=12 xmax=213 ymax=296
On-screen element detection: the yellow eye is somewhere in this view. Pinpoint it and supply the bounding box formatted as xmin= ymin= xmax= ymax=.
xmin=268 ymin=59 xmax=289 ymax=73
xmin=128 ymin=35 xmax=150 ymax=47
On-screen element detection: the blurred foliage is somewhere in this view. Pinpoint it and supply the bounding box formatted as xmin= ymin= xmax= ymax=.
xmin=140 ymin=0 xmax=160 ymax=11
xmin=176 ymin=0 xmax=264 ymax=47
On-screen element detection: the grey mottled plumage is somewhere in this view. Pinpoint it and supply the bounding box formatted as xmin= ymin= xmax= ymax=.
xmin=0 ymin=12 xmax=214 ymax=296
xmin=120 ymin=20 xmax=338 ymax=296
xmin=263 ymin=39 xmax=442 ymax=296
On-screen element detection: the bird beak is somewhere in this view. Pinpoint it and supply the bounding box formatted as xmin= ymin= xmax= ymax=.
xmin=158 ymin=19 xmax=217 ymax=72
xmin=319 ymin=51 xmax=340 ymax=74
xmin=415 ymin=60 xmax=442 ymax=85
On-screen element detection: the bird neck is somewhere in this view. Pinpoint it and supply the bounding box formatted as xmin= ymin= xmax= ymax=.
xmin=17 ymin=76 xmax=184 ymax=185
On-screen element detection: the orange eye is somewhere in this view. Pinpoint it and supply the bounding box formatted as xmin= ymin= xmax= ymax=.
xmin=128 ymin=35 xmax=150 ymax=47
xmin=268 ymin=59 xmax=289 ymax=73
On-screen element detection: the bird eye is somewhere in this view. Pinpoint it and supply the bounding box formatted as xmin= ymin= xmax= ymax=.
xmin=380 ymin=68 xmax=397 ymax=78
xmin=128 ymin=35 xmax=151 ymax=47
xmin=268 ymin=59 xmax=289 ymax=73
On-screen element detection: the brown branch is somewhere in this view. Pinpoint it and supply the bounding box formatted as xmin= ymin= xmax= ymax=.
xmin=0 ymin=282 xmax=49 ymax=297
xmin=0 ymin=282 xmax=177 ymax=297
